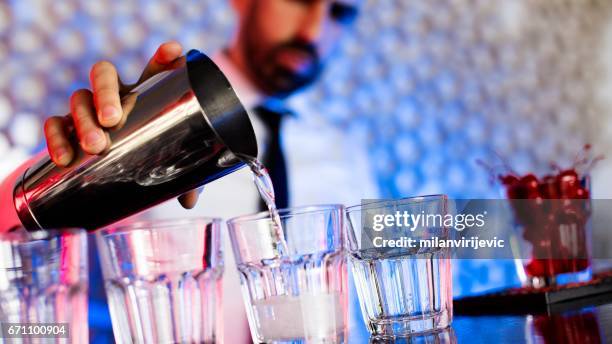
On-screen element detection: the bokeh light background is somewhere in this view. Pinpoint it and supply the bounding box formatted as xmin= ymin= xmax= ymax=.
xmin=1 ymin=0 xmax=612 ymax=305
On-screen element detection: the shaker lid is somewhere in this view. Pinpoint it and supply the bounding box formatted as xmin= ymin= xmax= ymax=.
xmin=185 ymin=50 xmax=258 ymax=160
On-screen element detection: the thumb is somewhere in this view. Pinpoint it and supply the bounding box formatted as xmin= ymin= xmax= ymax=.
xmin=138 ymin=41 xmax=184 ymax=83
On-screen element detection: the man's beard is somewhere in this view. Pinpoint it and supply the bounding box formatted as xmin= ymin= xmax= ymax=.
xmin=245 ymin=38 xmax=323 ymax=98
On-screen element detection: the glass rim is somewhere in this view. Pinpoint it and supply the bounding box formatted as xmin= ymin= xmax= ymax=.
xmin=227 ymin=204 xmax=345 ymax=225
xmin=97 ymin=217 xmax=222 ymax=237
xmin=0 ymin=227 xmax=84 ymax=243
xmin=346 ymin=194 xmax=448 ymax=213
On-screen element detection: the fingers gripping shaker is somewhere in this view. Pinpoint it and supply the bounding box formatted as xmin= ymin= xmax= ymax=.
xmin=0 ymin=50 xmax=257 ymax=232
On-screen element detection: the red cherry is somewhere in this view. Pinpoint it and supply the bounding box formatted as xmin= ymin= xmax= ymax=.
xmin=558 ymin=169 xmax=578 ymax=179
xmin=526 ymin=259 xmax=545 ymax=277
xmin=575 ymin=188 xmax=589 ymax=199
xmin=521 ymin=174 xmax=539 ymax=187
xmin=539 ymin=175 xmax=560 ymax=199
xmin=520 ymin=174 xmax=540 ymax=199
xmin=526 ymin=259 xmax=557 ymax=277
xmin=499 ymin=174 xmax=519 ymax=185
xmin=506 ymin=186 xmax=521 ymax=199
xmin=557 ymin=169 xmax=579 ymax=199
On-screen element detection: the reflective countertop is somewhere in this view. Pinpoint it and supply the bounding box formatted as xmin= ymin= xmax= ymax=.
xmin=359 ymin=295 xmax=612 ymax=343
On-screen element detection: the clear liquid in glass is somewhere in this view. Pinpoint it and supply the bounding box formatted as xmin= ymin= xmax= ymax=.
xmin=237 ymin=250 xmax=347 ymax=343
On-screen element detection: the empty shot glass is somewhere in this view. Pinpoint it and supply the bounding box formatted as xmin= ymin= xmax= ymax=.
xmin=0 ymin=228 xmax=88 ymax=343
xmin=227 ymin=205 xmax=348 ymax=344
xmin=96 ymin=218 xmax=223 ymax=344
xmin=346 ymin=196 xmax=453 ymax=339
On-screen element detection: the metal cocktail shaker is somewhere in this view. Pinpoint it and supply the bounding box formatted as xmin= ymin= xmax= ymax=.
xmin=0 ymin=50 xmax=257 ymax=231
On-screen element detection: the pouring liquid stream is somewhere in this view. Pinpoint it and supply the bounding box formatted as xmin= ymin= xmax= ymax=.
xmin=247 ymin=158 xmax=289 ymax=257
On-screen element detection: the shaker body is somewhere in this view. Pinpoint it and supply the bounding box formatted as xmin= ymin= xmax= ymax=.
xmin=11 ymin=51 xmax=257 ymax=231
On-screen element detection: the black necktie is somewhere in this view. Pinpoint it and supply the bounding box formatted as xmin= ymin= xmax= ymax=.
xmin=255 ymin=105 xmax=290 ymax=211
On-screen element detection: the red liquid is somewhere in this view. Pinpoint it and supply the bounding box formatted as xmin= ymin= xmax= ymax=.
xmin=532 ymin=311 xmax=601 ymax=344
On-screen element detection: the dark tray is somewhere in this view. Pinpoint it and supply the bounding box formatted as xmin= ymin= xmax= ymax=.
xmin=454 ymin=271 xmax=612 ymax=315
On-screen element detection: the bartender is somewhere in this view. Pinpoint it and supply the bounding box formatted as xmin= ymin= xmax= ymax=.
xmin=39 ymin=0 xmax=378 ymax=342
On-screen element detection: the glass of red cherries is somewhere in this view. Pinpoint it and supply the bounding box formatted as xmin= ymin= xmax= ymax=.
xmin=491 ymin=145 xmax=601 ymax=288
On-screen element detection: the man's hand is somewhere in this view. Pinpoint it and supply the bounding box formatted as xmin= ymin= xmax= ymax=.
xmin=43 ymin=41 xmax=200 ymax=209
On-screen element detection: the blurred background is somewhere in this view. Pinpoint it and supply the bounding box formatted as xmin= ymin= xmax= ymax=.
xmin=1 ymin=0 xmax=612 ymax=338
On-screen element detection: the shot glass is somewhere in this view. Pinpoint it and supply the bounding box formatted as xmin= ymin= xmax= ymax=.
xmin=346 ymin=196 xmax=453 ymax=339
xmin=96 ymin=218 xmax=223 ymax=344
xmin=0 ymin=228 xmax=88 ymax=343
xmin=227 ymin=205 xmax=348 ymax=344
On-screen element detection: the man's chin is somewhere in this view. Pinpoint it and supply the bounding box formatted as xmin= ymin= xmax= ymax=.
xmin=265 ymin=80 xmax=313 ymax=98
xmin=260 ymin=70 xmax=320 ymax=97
